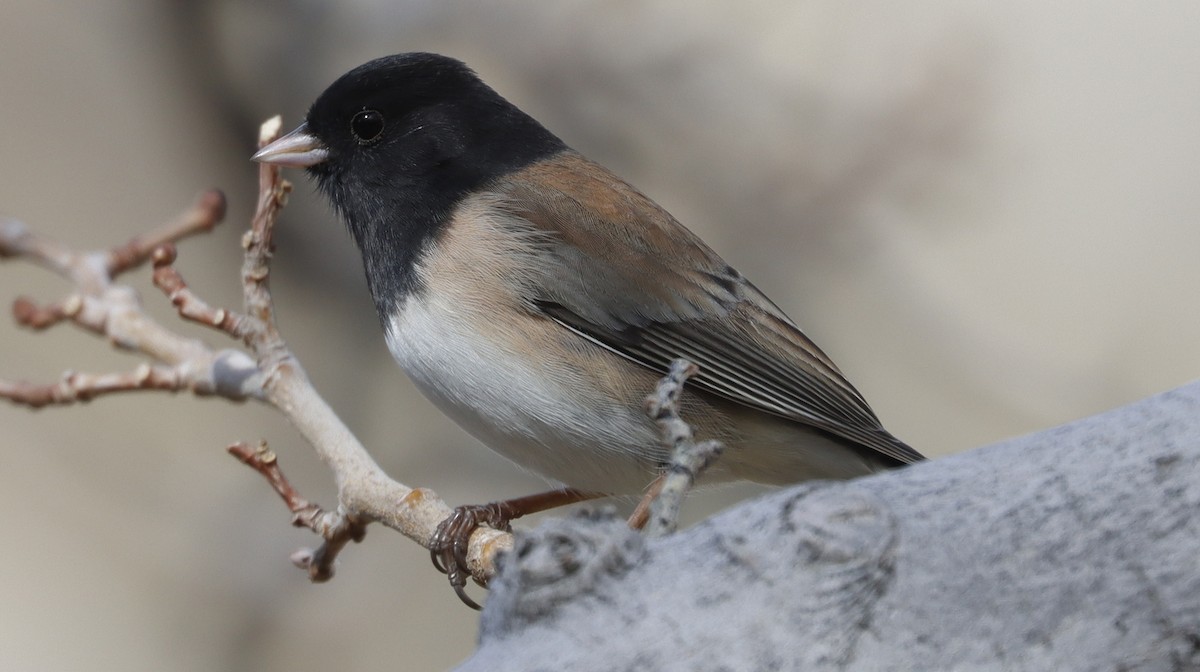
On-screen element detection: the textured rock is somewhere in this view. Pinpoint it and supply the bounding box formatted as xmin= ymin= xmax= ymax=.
xmin=457 ymin=383 xmax=1200 ymax=671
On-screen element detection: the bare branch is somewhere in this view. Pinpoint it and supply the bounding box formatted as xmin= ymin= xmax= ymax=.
xmin=12 ymin=295 xmax=78 ymax=330
xmin=106 ymin=190 xmax=227 ymax=277
xmin=0 ymin=116 xmax=514 ymax=591
xmin=2 ymin=220 xmax=264 ymax=406
xmin=0 ymin=363 xmax=190 ymax=408
xmin=0 ymin=218 xmax=89 ymax=286
xmin=228 ymin=440 xmax=367 ymax=581
xmin=151 ymin=244 xmax=246 ymax=337
xmin=228 ymin=440 xmax=313 ymax=513
xmin=642 ymin=359 xmax=725 ymax=537
xmin=242 ymin=116 xmax=290 ymax=329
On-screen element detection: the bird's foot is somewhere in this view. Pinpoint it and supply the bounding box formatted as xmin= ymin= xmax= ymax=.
xmin=430 ymin=502 xmax=513 ymax=610
xmin=429 ymin=488 xmax=603 ymax=609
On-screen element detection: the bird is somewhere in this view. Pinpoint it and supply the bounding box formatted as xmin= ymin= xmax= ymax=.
xmin=252 ymin=52 xmax=925 ymax=607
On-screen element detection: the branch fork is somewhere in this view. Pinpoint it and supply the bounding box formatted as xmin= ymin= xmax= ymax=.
xmin=0 ymin=117 xmax=509 ymax=587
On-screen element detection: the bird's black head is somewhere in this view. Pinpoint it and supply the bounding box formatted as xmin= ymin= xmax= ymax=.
xmin=253 ymin=52 xmax=566 ymax=320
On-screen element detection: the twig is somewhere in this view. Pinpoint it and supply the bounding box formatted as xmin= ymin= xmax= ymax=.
xmin=642 ymin=359 xmax=725 ymax=537
xmin=107 ymin=190 xmax=226 ymax=277
xmin=12 ymin=296 xmax=77 ymax=330
xmin=0 ymin=116 xmax=513 ymax=590
xmin=151 ymin=244 xmax=244 ymax=336
xmin=242 ymin=117 xmax=289 ymax=329
xmin=228 ymin=441 xmax=366 ymax=581
xmin=0 ymin=363 xmax=191 ymax=408
xmin=2 ymin=194 xmax=262 ymax=402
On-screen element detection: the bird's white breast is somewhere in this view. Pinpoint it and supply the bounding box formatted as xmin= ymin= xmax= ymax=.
xmin=384 ymin=293 xmax=661 ymax=494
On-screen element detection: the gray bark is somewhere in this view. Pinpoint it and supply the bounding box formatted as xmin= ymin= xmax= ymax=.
xmin=456 ymin=383 xmax=1200 ymax=671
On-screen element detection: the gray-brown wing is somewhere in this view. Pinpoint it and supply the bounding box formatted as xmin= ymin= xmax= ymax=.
xmin=493 ymin=152 xmax=925 ymax=465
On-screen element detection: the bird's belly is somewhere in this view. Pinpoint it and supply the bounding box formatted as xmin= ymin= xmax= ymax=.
xmin=384 ymin=298 xmax=666 ymax=494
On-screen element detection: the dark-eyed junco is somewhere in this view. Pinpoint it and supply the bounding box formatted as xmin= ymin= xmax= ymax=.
xmin=253 ymin=52 xmax=924 ymax=606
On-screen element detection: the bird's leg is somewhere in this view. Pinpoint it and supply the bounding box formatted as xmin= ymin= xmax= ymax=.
xmin=431 ymin=487 xmax=602 ymax=609
xmin=626 ymin=473 xmax=668 ymax=530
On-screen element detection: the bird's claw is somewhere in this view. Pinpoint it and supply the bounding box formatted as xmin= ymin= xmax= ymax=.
xmin=429 ymin=502 xmax=514 ymax=610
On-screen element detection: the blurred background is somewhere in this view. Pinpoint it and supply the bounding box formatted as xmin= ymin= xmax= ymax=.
xmin=2 ymin=1 xmax=1198 ymax=669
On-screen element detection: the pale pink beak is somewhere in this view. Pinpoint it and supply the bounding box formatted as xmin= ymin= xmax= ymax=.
xmin=251 ymin=122 xmax=329 ymax=167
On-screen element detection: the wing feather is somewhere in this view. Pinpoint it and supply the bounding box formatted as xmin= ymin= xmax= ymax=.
xmin=488 ymin=152 xmax=925 ymax=466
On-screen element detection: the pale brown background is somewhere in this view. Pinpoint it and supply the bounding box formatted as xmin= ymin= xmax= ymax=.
xmin=2 ymin=1 xmax=1198 ymax=670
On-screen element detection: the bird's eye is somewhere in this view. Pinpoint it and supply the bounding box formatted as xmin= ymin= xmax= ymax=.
xmin=350 ymin=110 xmax=385 ymax=144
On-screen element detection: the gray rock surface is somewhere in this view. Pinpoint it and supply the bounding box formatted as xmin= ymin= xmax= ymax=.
xmin=457 ymin=383 xmax=1200 ymax=671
